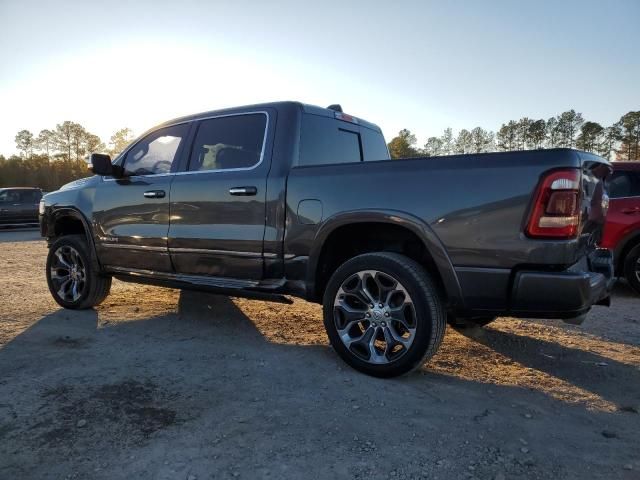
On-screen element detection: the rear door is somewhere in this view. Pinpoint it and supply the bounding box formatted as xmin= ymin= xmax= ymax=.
xmin=15 ymin=189 xmax=41 ymax=223
xmin=168 ymin=111 xmax=272 ymax=279
xmin=604 ymin=169 xmax=640 ymax=245
xmin=0 ymin=189 xmax=22 ymax=224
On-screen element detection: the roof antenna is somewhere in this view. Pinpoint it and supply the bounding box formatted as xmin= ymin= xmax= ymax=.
xmin=327 ymin=104 xmax=343 ymax=113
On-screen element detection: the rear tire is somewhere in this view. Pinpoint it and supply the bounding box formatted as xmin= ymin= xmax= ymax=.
xmin=623 ymin=244 xmax=640 ymax=295
xmin=322 ymin=252 xmax=446 ymax=378
xmin=46 ymin=235 xmax=112 ymax=309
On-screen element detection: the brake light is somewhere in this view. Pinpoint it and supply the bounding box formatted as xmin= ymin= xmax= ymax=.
xmin=526 ymin=169 xmax=581 ymax=238
xmin=334 ymin=111 xmax=359 ymax=124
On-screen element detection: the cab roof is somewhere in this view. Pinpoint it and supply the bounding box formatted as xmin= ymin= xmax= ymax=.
xmin=158 ymin=101 xmax=383 ymax=134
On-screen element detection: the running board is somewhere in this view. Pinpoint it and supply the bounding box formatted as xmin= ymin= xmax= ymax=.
xmin=107 ymin=266 xmax=293 ymax=304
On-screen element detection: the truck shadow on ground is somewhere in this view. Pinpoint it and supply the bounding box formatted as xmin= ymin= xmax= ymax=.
xmin=1 ymin=289 xmax=637 ymax=415
xmin=455 ymin=323 xmax=640 ymax=410
xmin=1 ymin=290 xmax=639 ymax=479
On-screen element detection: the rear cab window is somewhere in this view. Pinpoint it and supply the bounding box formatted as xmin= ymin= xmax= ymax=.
xmin=298 ymin=111 xmax=389 ymax=167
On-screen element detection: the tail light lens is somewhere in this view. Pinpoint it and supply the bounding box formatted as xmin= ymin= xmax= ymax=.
xmin=526 ymin=169 xmax=581 ymax=238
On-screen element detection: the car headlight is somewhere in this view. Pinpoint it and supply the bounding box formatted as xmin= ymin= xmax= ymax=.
xmin=39 ymin=200 xmax=45 ymax=215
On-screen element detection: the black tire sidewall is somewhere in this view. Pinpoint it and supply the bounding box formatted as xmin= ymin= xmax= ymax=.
xmin=322 ymin=253 xmax=443 ymax=378
xmin=46 ymin=235 xmax=95 ymax=309
xmin=623 ymin=244 xmax=640 ymax=295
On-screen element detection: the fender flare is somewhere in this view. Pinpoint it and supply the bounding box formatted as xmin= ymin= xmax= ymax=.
xmin=47 ymin=206 xmax=103 ymax=271
xmin=306 ymin=209 xmax=464 ymax=308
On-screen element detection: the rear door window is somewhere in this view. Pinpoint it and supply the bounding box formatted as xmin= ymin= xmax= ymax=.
xmin=299 ymin=115 xmax=362 ymax=166
xmin=18 ymin=190 xmax=41 ymax=203
xmin=188 ymin=113 xmax=267 ymax=172
xmin=608 ymin=171 xmax=640 ymax=198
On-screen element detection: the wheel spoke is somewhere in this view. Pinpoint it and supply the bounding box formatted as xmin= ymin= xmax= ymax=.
xmin=334 ymin=304 xmax=366 ymax=327
xmin=384 ymin=324 xmax=412 ymax=348
xmin=55 ymin=250 xmax=71 ymax=269
xmin=373 ymin=272 xmax=397 ymax=303
xmin=388 ymin=304 xmax=415 ymax=330
xmin=50 ymin=269 xmax=70 ymax=282
xmin=367 ymin=328 xmax=387 ymax=364
xmin=57 ymin=278 xmax=72 ymax=299
xmin=350 ymin=326 xmax=385 ymax=363
xmin=353 ymin=273 xmax=377 ymax=305
xmin=339 ymin=321 xmax=368 ymax=347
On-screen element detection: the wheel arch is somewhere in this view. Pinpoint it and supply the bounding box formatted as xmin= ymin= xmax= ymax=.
xmin=47 ymin=207 xmax=102 ymax=271
xmin=307 ymin=210 xmax=463 ymax=308
xmin=614 ymin=228 xmax=640 ymax=275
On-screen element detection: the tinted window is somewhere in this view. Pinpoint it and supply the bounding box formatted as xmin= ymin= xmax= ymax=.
xmin=300 ymin=115 xmax=362 ymax=166
xmin=18 ymin=190 xmax=41 ymax=203
xmin=608 ymin=171 xmax=640 ymax=198
xmin=188 ymin=114 xmax=266 ymax=171
xmin=361 ymin=127 xmax=390 ymax=161
xmin=0 ymin=190 xmax=20 ymax=202
xmin=124 ymin=124 xmax=188 ymax=176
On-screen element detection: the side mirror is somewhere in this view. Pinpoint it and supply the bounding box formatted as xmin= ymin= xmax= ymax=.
xmin=90 ymin=153 xmax=114 ymax=176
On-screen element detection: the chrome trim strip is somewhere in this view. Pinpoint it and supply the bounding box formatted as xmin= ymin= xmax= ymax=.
xmin=103 ymin=111 xmax=270 ymax=181
xmin=100 ymin=243 xmax=167 ymax=252
xmin=107 ymin=266 xmax=260 ymax=289
xmin=169 ymin=247 xmax=264 ymax=258
xmin=610 ymin=195 xmax=640 ymax=200
xmin=101 ymin=244 xmax=278 ymax=259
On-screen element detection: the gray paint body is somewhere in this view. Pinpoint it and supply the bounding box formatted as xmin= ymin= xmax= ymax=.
xmin=40 ymin=102 xmax=611 ymax=318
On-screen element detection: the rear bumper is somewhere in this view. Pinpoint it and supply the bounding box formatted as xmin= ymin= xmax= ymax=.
xmin=510 ymin=249 xmax=614 ymax=319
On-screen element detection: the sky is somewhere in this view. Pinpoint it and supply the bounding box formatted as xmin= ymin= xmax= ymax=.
xmin=0 ymin=0 xmax=638 ymax=155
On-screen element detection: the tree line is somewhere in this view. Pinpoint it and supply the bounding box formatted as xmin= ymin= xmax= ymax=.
xmin=0 ymin=123 xmax=134 ymax=191
xmin=2 ymin=108 xmax=639 ymax=191
xmin=387 ymin=109 xmax=640 ymax=161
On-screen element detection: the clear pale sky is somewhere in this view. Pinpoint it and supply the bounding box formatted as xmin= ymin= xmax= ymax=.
xmin=0 ymin=0 xmax=638 ymax=155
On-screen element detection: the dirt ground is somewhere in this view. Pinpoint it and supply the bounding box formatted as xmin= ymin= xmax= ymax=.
xmin=0 ymin=229 xmax=639 ymax=480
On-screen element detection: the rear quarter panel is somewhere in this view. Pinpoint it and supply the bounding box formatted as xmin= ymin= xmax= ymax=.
xmin=286 ymin=149 xmax=589 ymax=269
xmin=285 ymin=149 xmax=608 ymax=309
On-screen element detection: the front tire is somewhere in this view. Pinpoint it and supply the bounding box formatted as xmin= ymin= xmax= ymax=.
xmin=322 ymin=252 xmax=446 ymax=378
xmin=46 ymin=235 xmax=112 ymax=309
xmin=623 ymin=244 xmax=640 ymax=295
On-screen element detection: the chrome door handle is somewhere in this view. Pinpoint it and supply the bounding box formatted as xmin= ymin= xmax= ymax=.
xmin=621 ymin=208 xmax=640 ymax=215
xmin=143 ymin=190 xmax=166 ymax=199
xmin=229 ymin=186 xmax=257 ymax=196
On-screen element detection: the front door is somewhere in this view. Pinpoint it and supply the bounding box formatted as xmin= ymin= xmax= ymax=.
xmin=14 ymin=189 xmax=41 ymax=223
xmin=93 ymin=123 xmax=190 ymax=272
xmin=168 ymin=112 xmax=271 ymax=279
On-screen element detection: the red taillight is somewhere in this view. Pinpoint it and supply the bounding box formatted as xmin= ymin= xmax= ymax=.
xmin=526 ymin=169 xmax=581 ymax=239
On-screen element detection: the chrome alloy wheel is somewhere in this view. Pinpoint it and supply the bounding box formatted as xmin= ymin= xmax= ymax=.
xmin=333 ymin=270 xmax=417 ymax=364
xmin=50 ymin=245 xmax=86 ymax=302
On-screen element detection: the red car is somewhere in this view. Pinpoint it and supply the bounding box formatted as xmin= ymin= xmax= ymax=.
xmin=601 ymin=161 xmax=640 ymax=293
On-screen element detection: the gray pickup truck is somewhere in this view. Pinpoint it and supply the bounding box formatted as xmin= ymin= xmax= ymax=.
xmin=40 ymin=101 xmax=613 ymax=377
